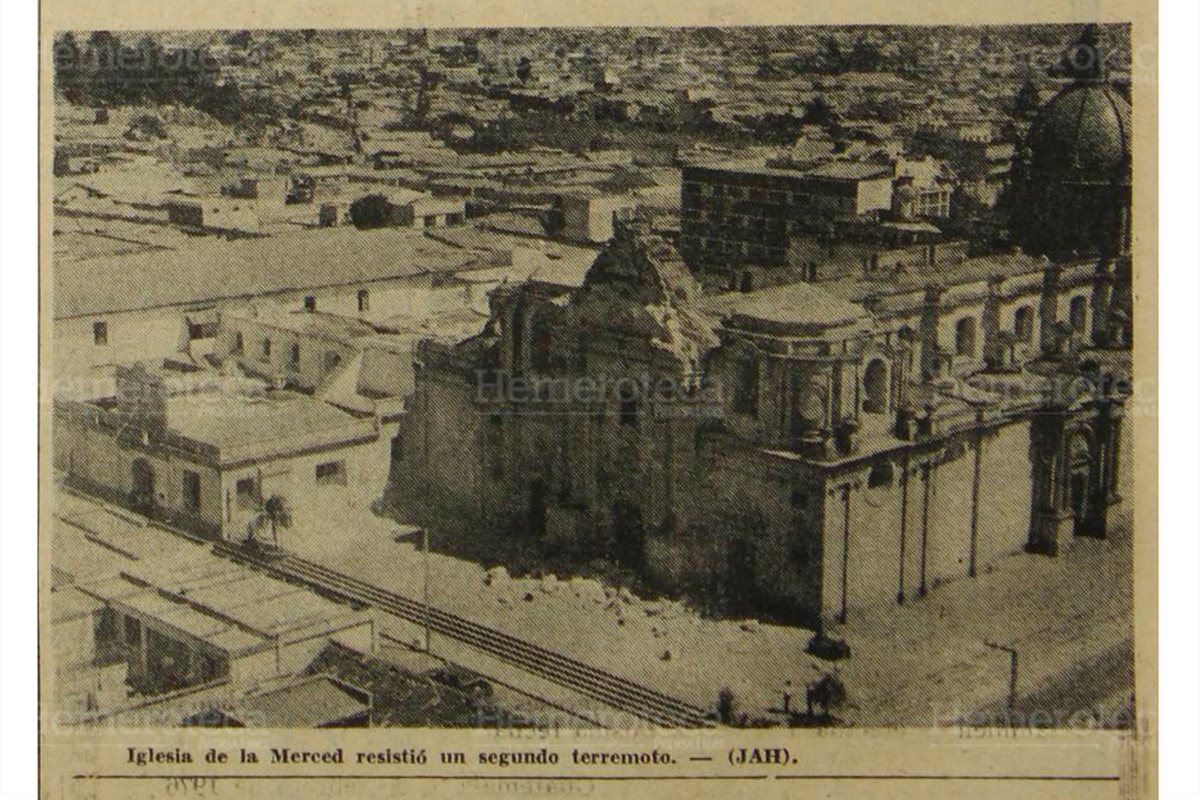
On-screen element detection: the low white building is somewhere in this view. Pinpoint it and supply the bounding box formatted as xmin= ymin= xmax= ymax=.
xmin=53 ymin=363 xmax=389 ymax=544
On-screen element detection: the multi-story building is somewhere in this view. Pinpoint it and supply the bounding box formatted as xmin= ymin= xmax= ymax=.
xmin=680 ymin=155 xmax=954 ymax=273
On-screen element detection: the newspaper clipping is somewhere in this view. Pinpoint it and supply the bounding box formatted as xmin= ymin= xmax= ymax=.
xmin=40 ymin=0 xmax=1158 ymax=796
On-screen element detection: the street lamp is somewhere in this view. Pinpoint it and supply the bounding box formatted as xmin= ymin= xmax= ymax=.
xmin=984 ymin=640 xmax=1019 ymax=720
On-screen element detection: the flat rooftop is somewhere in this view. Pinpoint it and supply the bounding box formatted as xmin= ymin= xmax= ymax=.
xmin=803 ymin=160 xmax=894 ymax=181
xmin=163 ymin=389 xmax=377 ymax=466
xmin=54 ymin=226 xmax=480 ymax=319
xmin=228 ymin=308 xmax=379 ymax=341
xmin=212 ymin=674 xmax=369 ymax=727
xmin=75 ymin=553 xmax=368 ymax=658
xmin=686 ymin=158 xmax=892 ymax=183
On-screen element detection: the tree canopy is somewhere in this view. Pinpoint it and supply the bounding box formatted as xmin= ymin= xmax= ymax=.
xmin=349 ymin=194 xmax=394 ymax=229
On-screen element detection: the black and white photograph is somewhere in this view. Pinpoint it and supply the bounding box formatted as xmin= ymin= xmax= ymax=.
xmin=44 ymin=20 xmax=1143 ymax=739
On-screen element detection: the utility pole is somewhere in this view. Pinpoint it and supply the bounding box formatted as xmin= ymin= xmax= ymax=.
xmin=422 ymin=527 xmax=432 ymax=654
xmin=984 ymin=640 xmax=1019 ymax=720
xmin=395 ymin=526 xmax=432 ymax=654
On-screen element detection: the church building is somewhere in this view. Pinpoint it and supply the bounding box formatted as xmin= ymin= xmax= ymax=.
xmin=386 ymin=27 xmax=1132 ymax=625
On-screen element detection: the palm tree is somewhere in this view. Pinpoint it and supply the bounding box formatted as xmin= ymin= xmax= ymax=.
xmin=246 ymin=494 xmax=292 ymax=549
xmin=805 ymin=671 xmax=848 ymax=719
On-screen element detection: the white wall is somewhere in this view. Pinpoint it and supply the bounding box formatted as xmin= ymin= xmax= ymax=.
xmin=219 ymin=435 xmax=389 ymax=545
xmin=54 ymin=310 xmax=189 ymax=383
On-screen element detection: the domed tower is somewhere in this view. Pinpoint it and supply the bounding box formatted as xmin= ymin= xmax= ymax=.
xmin=1012 ymin=25 xmax=1132 ymax=261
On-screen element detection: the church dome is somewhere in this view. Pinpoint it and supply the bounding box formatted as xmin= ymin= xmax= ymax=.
xmin=1026 ymin=81 xmax=1131 ymax=187
xmin=1010 ymin=25 xmax=1133 ymax=260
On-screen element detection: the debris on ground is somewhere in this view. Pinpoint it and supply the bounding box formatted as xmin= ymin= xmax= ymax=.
xmin=484 ymin=565 xmax=509 ymax=586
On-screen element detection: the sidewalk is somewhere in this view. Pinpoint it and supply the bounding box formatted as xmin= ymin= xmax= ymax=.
xmin=830 ymin=508 xmax=1133 ymax=726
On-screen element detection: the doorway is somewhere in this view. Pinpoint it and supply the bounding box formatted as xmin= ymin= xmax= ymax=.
xmin=610 ymin=499 xmax=645 ymax=567
xmin=130 ymin=458 xmax=155 ymax=513
xmin=1067 ymin=432 xmax=1094 ymax=536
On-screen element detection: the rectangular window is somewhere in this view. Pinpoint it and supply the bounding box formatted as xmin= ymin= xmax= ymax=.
xmin=188 ymin=321 xmax=218 ymax=340
xmin=93 ymin=321 xmax=108 ymax=346
xmin=182 ymin=471 xmax=201 ymax=511
xmin=232 ymin=332 xmax=244 ymax=354
xmin=236 ymin=477 xmax=258 ymax=509
xmin=304 ymin=295 xmax=316 ymax=312
xmin=733 ymin=358 xmax=759 ymax=416
xmin=315 ymin=460 xmax=347 ymax=486
xmin=323 ymin=351 xmax=342 ymax=374
xmin=357 ymin=288 xmax=370 ymax=312
xmin=423 ymin=215 xmax=437 ymax=228
xmin=261 ymin=338 xmax=272 ymax=360
xmin=289 ymin=342 xmax=301 ymax=369
xmin=1069 ymin=296 xmax=1088 ymax=332
xmin=123 ymin=615 xmax=140 ymax=647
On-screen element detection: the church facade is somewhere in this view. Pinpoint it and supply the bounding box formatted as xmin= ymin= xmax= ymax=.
xmin=388 ymin=224 xmax=1126 ymax=625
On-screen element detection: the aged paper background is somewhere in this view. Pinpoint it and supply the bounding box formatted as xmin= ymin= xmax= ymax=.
xmin=38 ymin=0 xmax=1158 ymax=797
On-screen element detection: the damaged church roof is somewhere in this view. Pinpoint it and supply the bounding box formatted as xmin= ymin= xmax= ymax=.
xmin=574 ymin=224 xmax=720 ymax=369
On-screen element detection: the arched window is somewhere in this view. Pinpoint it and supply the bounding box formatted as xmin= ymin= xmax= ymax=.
xmin=792 ymin=378 xmax=828 ymax=437
xmin=863 ymin=358 xmax=888 ymax=414
xmin=1069 ymin=296 xmax=1088 ymax=333
xmin=955 ymin=317 xmax=977 ymax=357
xmin=1014 ymin=306 xmax=1034 ymax=342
